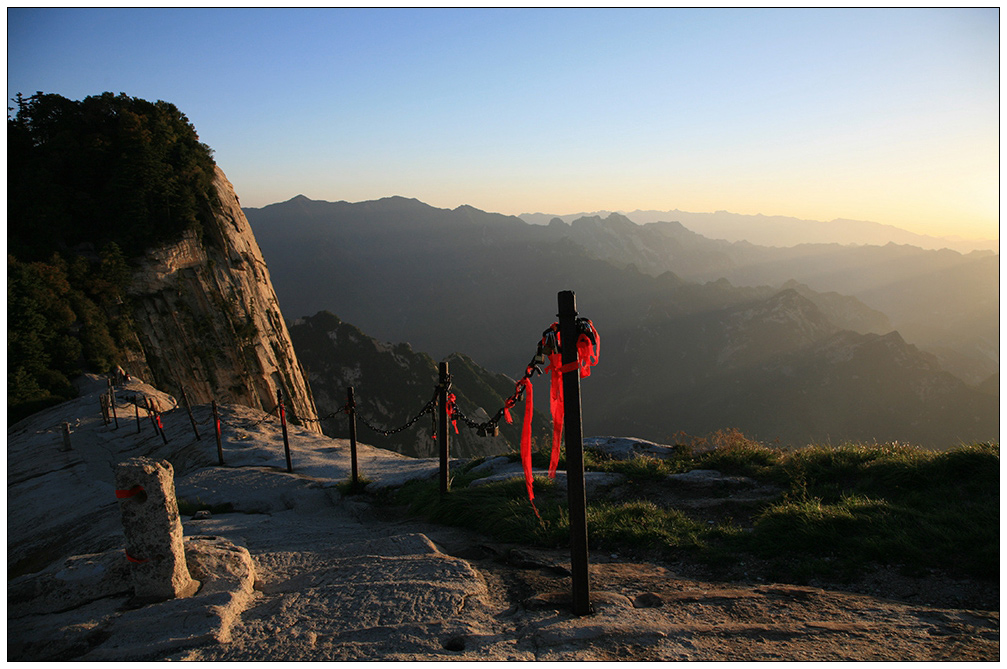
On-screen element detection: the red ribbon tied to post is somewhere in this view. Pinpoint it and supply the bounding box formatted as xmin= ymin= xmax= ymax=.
xmin=519 ymin=319 xmax=600 ymax=516
xmin=446 ymin=393 xmax=459 ymax=434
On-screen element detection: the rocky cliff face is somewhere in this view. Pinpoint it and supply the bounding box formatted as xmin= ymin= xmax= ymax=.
xmin=120 ymin=167 xmax=320 ymax=430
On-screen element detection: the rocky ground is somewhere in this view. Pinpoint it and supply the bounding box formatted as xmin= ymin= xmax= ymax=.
xmin=7 ymin=376 xmax=999 ymax=661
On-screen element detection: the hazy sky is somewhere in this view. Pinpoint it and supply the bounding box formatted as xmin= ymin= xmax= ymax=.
xmin=7 ymin=7 xmax=1000 ymax=240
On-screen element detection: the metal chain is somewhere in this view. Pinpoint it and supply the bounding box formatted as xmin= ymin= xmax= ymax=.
xmin=356 ymin=388 xmax=439 ymax=437
xmin=51 ymin=319 xmax=597 ymax=444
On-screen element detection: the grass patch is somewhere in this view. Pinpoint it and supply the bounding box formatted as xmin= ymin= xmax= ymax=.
xmin=745 ymin=442 xmax=1000 ymax=578
xmin=335 ymin=476 xmax=373 ymax=496
xmin=388 ymin=438 xmax=999 ymax=581
xmin=176 ymin=497 xmax=235 ymax=516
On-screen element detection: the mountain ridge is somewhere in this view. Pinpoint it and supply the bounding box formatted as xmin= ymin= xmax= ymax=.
xmin=519 ymin=208 xmax=997 ymax=253
xmin=245 ymin=196 xmax=997 ymax=448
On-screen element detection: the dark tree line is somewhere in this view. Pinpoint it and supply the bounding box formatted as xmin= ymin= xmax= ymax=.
xmin=8 ymin=91 xmax=217 ymax=260
xmin=7 ymin=92 xmax=219 ymax=423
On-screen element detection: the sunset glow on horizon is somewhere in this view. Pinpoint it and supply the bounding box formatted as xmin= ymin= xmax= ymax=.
xmin=8 ymin=7 xmax=1000 ymax=242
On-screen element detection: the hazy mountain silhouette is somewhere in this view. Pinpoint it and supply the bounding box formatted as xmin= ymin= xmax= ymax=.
xmin=246 ymin=196 xmax=997 ymax=448
xmin=531 ymin=213 xmax=997 ymax=384
xmin=520 ymin=208 xmax=998 ymax=254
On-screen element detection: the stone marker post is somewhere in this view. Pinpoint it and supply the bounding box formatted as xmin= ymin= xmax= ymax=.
xmin=114 ymin=457 xmax=200 ymax=602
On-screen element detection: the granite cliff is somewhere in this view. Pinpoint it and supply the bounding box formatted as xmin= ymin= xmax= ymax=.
xmin=118 ymin=167 xmax=320 ymax=430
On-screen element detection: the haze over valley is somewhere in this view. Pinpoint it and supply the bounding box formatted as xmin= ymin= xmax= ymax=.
xmin=246 ymin=195 xmax=998 ymax=449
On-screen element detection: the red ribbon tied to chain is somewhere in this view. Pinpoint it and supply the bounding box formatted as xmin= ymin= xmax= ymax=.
xmin=446 ymin=393 xmax=459 ymax=434
xmin=519 ymin=319 xmax=600 ymax=516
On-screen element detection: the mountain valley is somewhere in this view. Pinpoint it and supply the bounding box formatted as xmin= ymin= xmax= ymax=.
xmin=246 ymin=196 xmax=998 ymax=449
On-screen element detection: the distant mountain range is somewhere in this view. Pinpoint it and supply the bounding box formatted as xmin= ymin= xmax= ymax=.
xmin=519 ymin=209 xmax=998 ymax=254
xmin=530 ymin=212 xmax=997 ymax=385
xmin=245 ymin=195 xmax=997 ymax=449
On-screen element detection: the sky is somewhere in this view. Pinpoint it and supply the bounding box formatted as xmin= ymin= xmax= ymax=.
xmin=7 ymin=7 xmax=1001 ymax=241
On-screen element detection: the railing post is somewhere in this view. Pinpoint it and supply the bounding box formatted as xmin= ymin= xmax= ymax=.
xmin=212 ymin=400 xmax=224 ymax=466
xmin=438 ymin=361 xmax=451 ymax=495
xmin=135 ymin=396 xmax=142 ymax=433
xmin=278 ymin=388 xmax=292 ymax=473
xmin=147 ymin=397 xmax=168 ymax=444
xmin=61 ymin=421 xmax=72 ymax=452
xmin=145 ymin=396 xmax=157 ymax=431
xmin=108 ymin=378 xmax=119 ymax=429
xmin=558 ymin=289 xmax=592 ymax=616
xmin=180 ymin=386 xmax=201 ymax=441
xmin=347 ymin=387 xmax=359 ymax=487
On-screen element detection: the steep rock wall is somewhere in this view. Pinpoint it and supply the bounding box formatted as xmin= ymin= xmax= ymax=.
xmin=120 ymin=166 xmax=320 ymax=430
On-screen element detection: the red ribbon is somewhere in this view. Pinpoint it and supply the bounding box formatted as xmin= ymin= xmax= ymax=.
xmin=125 ymin=550 xmax=149 ymax=564
xmin=115 ymin=485 xmax=145 ymax=499
xmin=446 ymin=393 xmax=459 ymax=434
xmin=517 ymin=376 xmax=540 ymax=519
xmin=546 ymin=349 xmax=564 ymax=479
xmin=520 ymin=320 xmax=601 ymax=515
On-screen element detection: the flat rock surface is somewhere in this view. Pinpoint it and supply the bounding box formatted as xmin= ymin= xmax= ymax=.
xmin=8 ymin=383 xmax=999 ymax=661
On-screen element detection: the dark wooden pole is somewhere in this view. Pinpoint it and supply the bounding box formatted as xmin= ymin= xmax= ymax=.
xmin=148 ymin=397 xmax=168 ymax=444
xmin=212 ymin=400 xmax=224 ymax=466
xmin=347 ymin=387 xmax=359 ymax=487
xmin=100 ymin=394 xmax=109 ymax=425
xmin=108 ymin=387 xmax=119 ymax=429
xmin=145 ymin=396 xmax=158 ymax=430
xmin=135 ymin=396 xmax=141 ymax=433
xmin=558 ymin=289 xmax=592 ymax=616
xmin=278 ymin=388 xmax=292 ymax=473
xmin=438 ymin=361 xmax=451 ymax=495
xmin=180 ymin=386 xmax=201 ymax=440
xmin=61 ymin=422 xmax=72 ymax=451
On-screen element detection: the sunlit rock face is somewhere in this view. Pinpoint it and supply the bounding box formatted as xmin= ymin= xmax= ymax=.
xmin=121 ymin=166 xmax=320 ymax=430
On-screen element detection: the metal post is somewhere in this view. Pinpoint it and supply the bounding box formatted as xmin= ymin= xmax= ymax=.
xmin=61 ymin=422 xmax=72 ymax=451
xmin=278 ymin=388 xmax=292 ymax=473
xmin=180 ymin=386 xmax=201 ymax=441
xmin=100 ymin=394 xmax=110 ymax=425
xmin=212 ymin=400 xmax=224 ymax=466
xmin=135 ymin=396 xmax=142 ymax=433
xmin=558 ymin=290 xmax=592 ymax=616
xmin=347 ymin=387 xmax=359 ymax=487
xmin=438 ymin=361 xmax=451 ymax=495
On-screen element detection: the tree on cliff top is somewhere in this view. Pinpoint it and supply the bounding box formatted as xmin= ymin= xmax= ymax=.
xmin=7 ymin=92 xmax=218 ymax=423
xmin=8 ymin=91 xmax=217 ymax=260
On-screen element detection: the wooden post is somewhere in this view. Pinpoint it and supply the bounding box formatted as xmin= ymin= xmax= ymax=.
xmin=148 ymin=397 xmax=168 ymax=444
xmin=558 ymin=290 xmax=592 ymax=616
xmin=438 ymin=361 xmax=451 ymax=495
xmin=212 ymin=400 xmax=224 ymax=466
xmin=108 ymin=379 xmax=119 ymax=429
xmin=61 ymin=422 xmax=72 ymax=451
xmin=145 ymin=396 xmax=158 ymax=430
xmin=100 ymin=394 xmax=110 ymax=425
xmin=135 ymin=396 xmax=142 ymax=433
xmin=278 ymin=388 xmax=292 ymax=473
xmin=180 ymin=386 xmax=201 ymax=441
xmin=347 ymin=387 xmax=359 ymax=487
